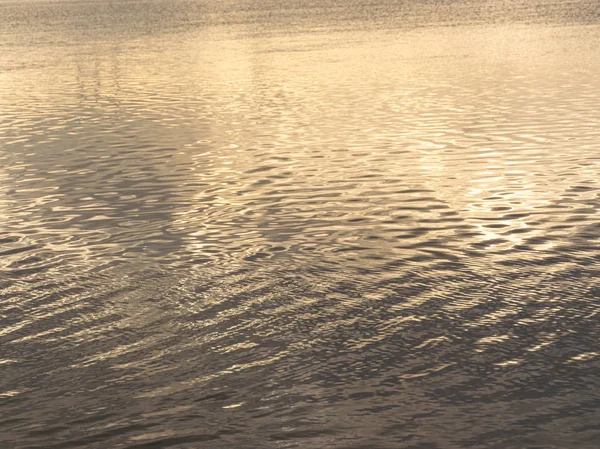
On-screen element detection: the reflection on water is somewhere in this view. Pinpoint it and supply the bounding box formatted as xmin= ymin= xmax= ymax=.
xmin=1 ymin=0 xmax=600 ymax=447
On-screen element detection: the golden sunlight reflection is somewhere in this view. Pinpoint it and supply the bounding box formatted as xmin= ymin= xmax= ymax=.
xmin=2 ymin=1 xmax=600 ymax=447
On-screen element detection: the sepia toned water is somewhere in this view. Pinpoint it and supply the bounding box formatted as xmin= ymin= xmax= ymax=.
xmin=1 ymin=0 xmax=600 ymax=447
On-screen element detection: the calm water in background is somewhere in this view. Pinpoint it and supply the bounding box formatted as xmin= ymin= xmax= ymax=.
xmin=1 ymin=0 xmax=600 ymax=447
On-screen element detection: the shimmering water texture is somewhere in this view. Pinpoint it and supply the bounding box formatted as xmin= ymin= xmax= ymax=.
xmin=1 ymin=0 xmax=600 ymax=448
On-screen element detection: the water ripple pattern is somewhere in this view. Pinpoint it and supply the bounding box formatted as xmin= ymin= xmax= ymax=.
xmin=1 ymin=0 xmax=600 ymax=448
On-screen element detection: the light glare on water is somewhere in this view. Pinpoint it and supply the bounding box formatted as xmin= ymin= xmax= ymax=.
xmin=1 ymin=1 xmax=600 ymax=448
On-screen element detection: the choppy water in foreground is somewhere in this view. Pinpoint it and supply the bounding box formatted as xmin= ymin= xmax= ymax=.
xmin=1 ymin=0 xmax=600 ymax=447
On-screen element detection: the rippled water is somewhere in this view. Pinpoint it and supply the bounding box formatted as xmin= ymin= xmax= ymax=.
xmin=1 ymin=0 xmax=600 ymax=447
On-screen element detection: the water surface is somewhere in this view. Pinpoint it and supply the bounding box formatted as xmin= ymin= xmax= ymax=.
xmin=1 ymin=0 xmax=600 ymax=448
